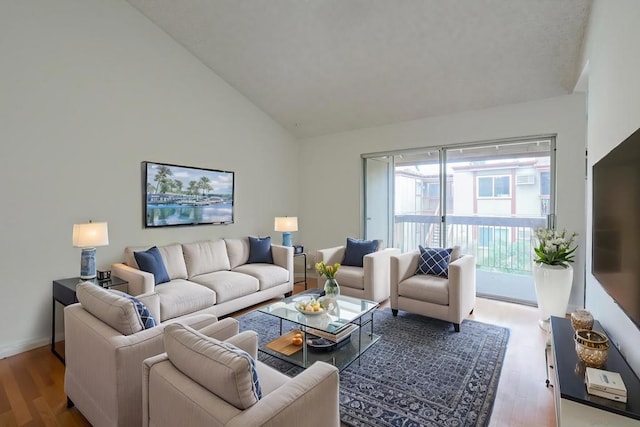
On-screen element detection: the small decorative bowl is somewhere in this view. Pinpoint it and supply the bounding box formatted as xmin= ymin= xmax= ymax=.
xmin=574 ymin=329 xmax=609 ymax=368
xmin=571 ymin=309 xmax=594 ymax=331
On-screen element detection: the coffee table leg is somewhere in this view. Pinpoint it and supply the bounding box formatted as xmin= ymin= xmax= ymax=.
xmin=302 ymin=329 xmax=307 ymax=367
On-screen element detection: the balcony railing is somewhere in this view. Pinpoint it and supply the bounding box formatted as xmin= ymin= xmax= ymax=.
xmin=394 ymin=215 xmax=546 ymax=274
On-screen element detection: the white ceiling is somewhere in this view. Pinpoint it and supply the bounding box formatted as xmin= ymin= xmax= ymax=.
xmin=127 ymin=0 xmax=592 ymax=138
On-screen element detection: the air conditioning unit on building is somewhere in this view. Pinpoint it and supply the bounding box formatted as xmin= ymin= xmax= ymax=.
xmin=516 ymin=175 xmax=535 ymax=185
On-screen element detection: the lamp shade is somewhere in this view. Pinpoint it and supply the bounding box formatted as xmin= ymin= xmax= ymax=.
xmin=274 ymin=217 xmax=298 ymax=232
xmin=72 ymin=222 xmax=109 ymax=248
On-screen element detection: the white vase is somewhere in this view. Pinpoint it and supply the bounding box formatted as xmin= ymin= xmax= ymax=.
xmin=533 ymin=263 xmax=573 ymax=331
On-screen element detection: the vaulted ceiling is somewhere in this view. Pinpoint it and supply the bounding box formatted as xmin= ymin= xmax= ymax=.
xmin=127 ymin=0 xmax=592 ymax=138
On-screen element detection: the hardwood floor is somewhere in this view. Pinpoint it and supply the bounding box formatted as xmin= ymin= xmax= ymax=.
xmin=0 ymin=280 xmax=555 ymax=426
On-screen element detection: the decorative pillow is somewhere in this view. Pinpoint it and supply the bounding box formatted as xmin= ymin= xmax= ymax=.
xmin=134 ymin=247 xmax=170 ymax=285
xmin=110 ymin=290 xmax=157 ymax=329
xmin=164 ymin=323 xmax=262 ymax=409
xmin=76 ymin=282 xmax=145 ymax=335
xmin=342 ymin=237 xmax=378 ymax=267
xmin=416 ymin=246 xmax=453 ymax=278
xmin=247 ymin=236 xmax=273 ymax=264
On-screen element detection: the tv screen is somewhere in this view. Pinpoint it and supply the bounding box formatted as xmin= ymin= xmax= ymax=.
xmin=143 ymin=161 xmax=234 ymax=227
xmin=592 ymin=128 xmax=640 ymax=329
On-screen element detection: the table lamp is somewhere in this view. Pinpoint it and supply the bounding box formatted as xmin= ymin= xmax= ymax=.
xmin=72 ymin=221 xmax=109 ymax=279
xmin=274 ymin=216 xmax=298 ymax=246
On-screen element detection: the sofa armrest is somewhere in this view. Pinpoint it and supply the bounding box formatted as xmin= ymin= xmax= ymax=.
xmin=447 ymin=254 xmax=476 ymax=319
xmin=316 ymin=246 xmax=345 ymax=266
xmin=225 ymin=330 xmax=258 ymax=359
xmin=196 ymin=317 xmax=239 ymax=342
xmin=363 ymin=248 xmax=401 ymax=302
xmin=272 ymin=244 xmax=294 ymax=286
xmin=142 ymin=353 xmax=170 ymax=427
xmin=390 ymin=251 xmax=420 ymax=309
xmin=228 ymin=361 xmax=340 ymax=427
xmin=112 ymin=262 xmax=154 ymax=296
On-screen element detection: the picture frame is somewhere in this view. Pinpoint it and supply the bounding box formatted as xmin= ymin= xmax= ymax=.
xmin=142 ymin=161 xmax=234 ymax=228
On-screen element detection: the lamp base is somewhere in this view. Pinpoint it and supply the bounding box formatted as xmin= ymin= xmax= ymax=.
xmin=282 ymin=232 xmax=292 ymax=247
xmin=80 ymin=247 xmax=97 ymax=280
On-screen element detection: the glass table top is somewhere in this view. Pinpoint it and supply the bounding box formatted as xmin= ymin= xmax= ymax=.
xmin=258 ymin=291 xmax=378 ymax=335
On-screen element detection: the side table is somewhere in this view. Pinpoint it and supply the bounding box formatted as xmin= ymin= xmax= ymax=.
xmin=51 ymin=276 xmax=128 ymax=363
xmin=293 ymin=252 xmax=308 ymax=290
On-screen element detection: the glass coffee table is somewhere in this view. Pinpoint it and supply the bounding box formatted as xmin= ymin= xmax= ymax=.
xmin=258 ymin=290 xmax=379 ymax=371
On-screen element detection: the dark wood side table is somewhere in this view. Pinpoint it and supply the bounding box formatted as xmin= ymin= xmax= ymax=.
xmin=51 ymin=276 xmax=128 ymax=364
xmin=293 ymin=252 xmax=308 ymax=290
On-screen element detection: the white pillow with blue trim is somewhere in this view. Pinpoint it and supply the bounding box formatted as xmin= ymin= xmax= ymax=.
xmin=163 ymin=323 xmax=262 ymax=409
xmin=416 ymin=246 xmax=453 ymax=278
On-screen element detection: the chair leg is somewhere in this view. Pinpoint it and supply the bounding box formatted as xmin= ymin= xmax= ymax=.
xmin=454 ymin=323 xmax=460 ymax=332
xmin=67 ymin=397 xmax=74 ymax=408
xmin=392 ymin=309 xmax=398 ymax=316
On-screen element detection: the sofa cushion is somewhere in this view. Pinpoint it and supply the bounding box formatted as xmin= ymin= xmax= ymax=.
xmin=164 ymin=323 xmax=262 ymax=409
xmin=417 ymin=246 xmax=453 ymax=278
xmin=190 ymin=271 xmax=259 ymax=303
xmin=76 ymin=282 xmax=145 ymax=335
xmin=182 ymin=240 xmax=231 ymax=278
xmin=342 ymin=237 xmax=378 ymax=267
xmin=110 ymin=290 xmax=157 ymax=329
xmin=334 ymin=265 xmax=365 ymax=291
xmin=134 ymin=247 xmax=170 ymax=285
xmin=154 ymin=280 xmax=217 ymax=321
xmin=225 ymin=238 xmax=250 ymax=269
xmin=125 ymin=243 xmax=188 ymax=280
xmin=399 ymin=274 xmax=450 ymax=306
xmin=247 ymin=236 xmax=273 ymax=264
xmin=232 ymin=264 xmax=289 ymax=291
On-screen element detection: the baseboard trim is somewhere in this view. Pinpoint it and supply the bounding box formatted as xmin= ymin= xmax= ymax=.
xmin=0 ymin=337 xmax=50 ymax=359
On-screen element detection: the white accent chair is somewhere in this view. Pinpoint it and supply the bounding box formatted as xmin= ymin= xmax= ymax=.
xmin=142 ymin=324 xmax=340 ymax=427
xmin=316 ymin=242 xmax=400 ymax=303
xmin=390 ymin=246 xmax=476 ymax=332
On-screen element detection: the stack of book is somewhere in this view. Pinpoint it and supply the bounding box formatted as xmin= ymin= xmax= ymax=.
xmin=585 ymin=367 xmax=628 ymax=403
xmin=308 ymin=323 xmax=358 ymax=344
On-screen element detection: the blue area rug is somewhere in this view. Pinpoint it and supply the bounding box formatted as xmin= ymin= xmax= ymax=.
xmin=239 ymin=308 xmax=509 ymax=427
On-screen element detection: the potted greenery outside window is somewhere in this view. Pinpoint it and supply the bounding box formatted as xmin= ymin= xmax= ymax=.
xmin=533 ymin=228 xmax=578 ymax=331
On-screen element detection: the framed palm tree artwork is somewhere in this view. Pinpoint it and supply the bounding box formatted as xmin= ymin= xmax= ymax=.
xmin=142 ymin=161 xmax=234 ymax=227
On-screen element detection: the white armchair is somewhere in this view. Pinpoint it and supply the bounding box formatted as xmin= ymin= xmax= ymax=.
xmin=316 ymin=243 xmax=400 ymax=303
xmin=142 ymin=324 xmax=340 ymax=427
xmin=390 ymin=247 xmax=476 ymax=332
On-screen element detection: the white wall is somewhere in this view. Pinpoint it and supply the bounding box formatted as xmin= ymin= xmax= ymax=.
xmin=583 ymin=0 xmax=640 ymax=374
xmin=299 ymin=94 xmax=587 ymax=310
xmin=0 ymin=0 xmax=298 ymax=357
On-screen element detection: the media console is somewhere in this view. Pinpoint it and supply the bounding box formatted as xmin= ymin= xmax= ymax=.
xmin=549 ymin=316 xmax=640 ymax=426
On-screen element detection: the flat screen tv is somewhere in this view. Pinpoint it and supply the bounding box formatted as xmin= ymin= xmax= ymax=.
xmin=143 ymin=161 xmax=234 ymax=228
xmin=592 ymin=128 xmax=640 ymax=329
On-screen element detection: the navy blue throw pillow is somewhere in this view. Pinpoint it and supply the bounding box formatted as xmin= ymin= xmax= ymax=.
xmin=111 ymin=290 xmax=157 ymax=329
xmin=248 ymin=236 xmax=273 ymax=264
xmin=416 ymin=246 xmax=453 ymax=278
xmin=342 ymin=237 xmax=378 ymax=267
xmin=134 ymin=247 xmax=170 ymax=285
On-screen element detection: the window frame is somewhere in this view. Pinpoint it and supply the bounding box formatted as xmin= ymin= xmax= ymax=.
xmin=476 ymin=175 xmax=512 ymax=199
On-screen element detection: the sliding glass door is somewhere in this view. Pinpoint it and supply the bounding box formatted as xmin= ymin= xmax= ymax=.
xmin=364 ymin=136 xmax=555 ymax=304
xmin=363 ymin=156 xmax=392 ymax=246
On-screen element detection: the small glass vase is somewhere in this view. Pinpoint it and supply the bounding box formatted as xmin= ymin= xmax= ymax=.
xmin=324 ymin=278 xmax=340 ymax=299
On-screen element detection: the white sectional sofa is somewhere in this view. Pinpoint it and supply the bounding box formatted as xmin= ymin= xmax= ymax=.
xmin=111 ymin=237 xmax=294 ymax=321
